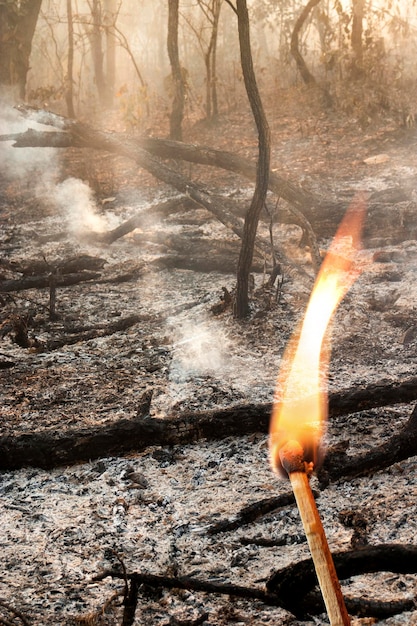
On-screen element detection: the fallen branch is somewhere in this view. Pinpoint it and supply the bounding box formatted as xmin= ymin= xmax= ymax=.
xmin=266 ymin=543 xmax=417 ymax=618
xmin=319 ymin=402 xmax=417 ymax=483
xmin=92 ymin=569 xmax=281 ymax=606
xmin=5 ymin=106 xmax=322 ymax=267
xmin=207 ymin=492 xmax=299 ymax=535
xmin=0 ymin=271 xmax=101 ymax=293
xmin=1 ymin=378 xmax=417 ymax=470
xmin=4 ymin=107 xmax=417 ymax=245
xmin=93 ymin=544 xmax=417 ymax=619
xmin=43 ymin=314 xmax=148 ymax=351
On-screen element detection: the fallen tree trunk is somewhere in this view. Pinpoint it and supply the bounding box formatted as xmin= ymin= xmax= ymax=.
xmin=3 ymin=109 xmax=417 ymax=245
xmin=0 ymin=271 xmax=101 ymax=292
xmin=1 ymin=377 xmax=416 ymax=470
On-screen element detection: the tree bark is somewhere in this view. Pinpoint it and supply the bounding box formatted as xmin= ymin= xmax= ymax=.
xmin=0 ymin=0 xmax=43 ymax=99
xmin=167 ymin=0 xmax=184 ymax=140
xmin=235 ymin=0 xmax=271 ymax=318
xmin=290 ymin=0 xmax=332 ymax=107
xmin=66 ymin=0 xmax=76 ymax=117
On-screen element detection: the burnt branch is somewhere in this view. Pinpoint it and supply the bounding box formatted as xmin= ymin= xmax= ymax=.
xmin=266 ymin=543 xmax=417 ymax=618
xmin=0 ymin=271 xmax=101 ymax=293
xmin=1 ymin=379 xmax=417 ymax=470
xmin=319 ymin=403 xmax=417 ymax=483
xmin=207 ymin=492 xmax=313 ymax=535
xmin=93 ymin=570 xmax=281 ymax=606
xmin=3 ymin=107 xmax=417 ymax=245
xmin=93 ymin=545 xmax=417 ymax=620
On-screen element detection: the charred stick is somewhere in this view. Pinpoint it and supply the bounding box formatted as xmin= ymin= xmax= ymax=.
xmin=267 ymin=543 xmax=417 ymax=617
xmin=207 ymin=493 xmax=298 ymax=534
xmin=1 ymin=396 xmax=417 ymax=471
xmin=93 ymin=570 xmax=281 ymax=606
xmin=319 ymin=403 xmax=417 ymax=483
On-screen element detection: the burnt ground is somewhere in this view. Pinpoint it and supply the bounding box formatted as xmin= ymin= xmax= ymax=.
xmin=0 ymin=101 xmax=417 ymax=625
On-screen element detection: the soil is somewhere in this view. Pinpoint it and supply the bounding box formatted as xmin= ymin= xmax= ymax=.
xmin=0 ymin=100 xmax=417 ymax=625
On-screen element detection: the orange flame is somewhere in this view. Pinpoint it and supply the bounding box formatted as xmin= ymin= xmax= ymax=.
xmin=269 ymin=194 xmax=366 ymax=475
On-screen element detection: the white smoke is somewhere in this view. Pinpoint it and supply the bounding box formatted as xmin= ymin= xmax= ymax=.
xmin=52 ymin=177 xmax=109 ymax=235
xmin=0 ymin=98 xmax=58 ymax=183
xmin=169 ymin=318 xmax=231 ymax=383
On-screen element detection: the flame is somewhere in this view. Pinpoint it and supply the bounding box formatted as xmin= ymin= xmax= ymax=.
xmin=269 ymin=194 xmax=366 ymax=475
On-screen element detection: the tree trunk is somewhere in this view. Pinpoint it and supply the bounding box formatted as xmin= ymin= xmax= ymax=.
xmin=167 ymin=0 xmax=184 ymax=140
xmin=89 ymin=0 xmax=107 ymax=106
xmin=234 ymin=0 xmax=271 ymax=318
xmin=66 ymin=0 xmax=76 ymax=117
xmin=104 ymin=0 xmax=117 ymax=106
xmin=290 ymin=0 xmax=332 ymax=107
xmin=0 ymin=0 xmax=43 ymax=99
xmin=351 ymin=0 xmax=365 ymax=78
xmin=203 ymin=0 xmax=222 ymax=120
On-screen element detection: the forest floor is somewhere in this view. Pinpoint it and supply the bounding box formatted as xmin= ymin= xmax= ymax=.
xmin=0 ymin=94 xmax=417 ymax=625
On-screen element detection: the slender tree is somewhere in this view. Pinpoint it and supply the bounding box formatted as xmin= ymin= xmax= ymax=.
xmin=233 ymin=0 xmax=271 ymax=318
xmin=167 ymin=0 xmax=185 ymax=140
xmin=0 ymin=0 xmax=43 ymax=99
xmin=66 ymin=0 xmax=76 ymax=117
xmin=351 ymin=0 xmax=365 ymax=78
xmin=290 ymin=0 xmax=332 ymax=107
xmin=198 ymin=0 xmax=222 ymax=120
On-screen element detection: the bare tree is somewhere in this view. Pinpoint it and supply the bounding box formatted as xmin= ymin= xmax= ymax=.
xmin=187 ymin=0 xmax=222 ymax=120
xmin=290 ymin=0 xmax=332 ymax=106
xmin=233 ymin=0 xmax=271 ymax=318
xmin=87 ymin=0 xmax=107 ymax=106
xmin=66 ymin=0 xmax=76 ymax=117
xmin=167 ymin=0 xmax=185 ymax=140
xmin=103 ymin=0 xmax=117 ymax=106
xmin=350 ymin=0 xmax=365 ymax=78
xmin=0 ymin=0 xmax=43 ymax=99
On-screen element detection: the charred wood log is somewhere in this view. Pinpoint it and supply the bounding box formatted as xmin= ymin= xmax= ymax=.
xmin=266 ymin=543 xmax=417 ymax=618
xmin=3 ymin=109 xmax=417 ymax=245
xmin=94 ymin=545 xmax=417 ymax=619
xmin=319 ymin=402 xmax=417 ymax=483
xmin=93 ymin=569 xmax=281 ymax=607
xmin=0 ymin=271 xmax=101 ymax=293
xmin=0 ymin=254 xmax=106 ymax=276
xmin=43 ymin=314 xmax=147 ymax=351
xmin=1 ymin=379 xmax=417 ymax=470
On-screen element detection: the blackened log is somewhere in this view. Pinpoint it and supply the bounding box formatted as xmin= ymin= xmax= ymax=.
xmin=44 ymin=314 xmax=147 ymax=351
xmin=4 ymin=111 xmax=417 ymax=245
xmin=207 ymin=493 xmax=298 ymax=534
xmin=319 ymin=403 xmax=417 ymax=483
xmin=93 ymin=570 xmax=281 ymax=607
xmin=266 ymin=543 xmax=417 ymax=618
xmin=1 ymin=378 xmax=417 ymax=470
xmin=0 ymin=271 xmax=101 ymax=292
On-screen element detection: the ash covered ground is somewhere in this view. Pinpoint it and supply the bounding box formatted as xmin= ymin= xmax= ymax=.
xmin=0 ymin=107 xmax=417 ymax=625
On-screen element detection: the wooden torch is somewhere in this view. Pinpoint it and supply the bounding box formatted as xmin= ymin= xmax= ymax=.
xmin=269 ymin=195 xmax=367 ymax=626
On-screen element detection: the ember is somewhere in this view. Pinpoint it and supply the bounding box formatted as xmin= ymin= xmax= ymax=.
xmin=269 ymin=195 xmax=367 ymax=625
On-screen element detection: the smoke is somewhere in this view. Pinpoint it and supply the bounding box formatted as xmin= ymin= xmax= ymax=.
xmin=169 ymin=318 xmax=231 ymax=384
xmin=0 ymin=97 xmax=58 ymax=183
xmin=52 ymin=177 xmax=109 ymax=235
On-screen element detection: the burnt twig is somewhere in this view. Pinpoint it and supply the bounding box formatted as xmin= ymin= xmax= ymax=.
xmin=266 ymin=543 xmax=417 ymax=618
xmin=319 ymin=403 xmax=417 ymax=483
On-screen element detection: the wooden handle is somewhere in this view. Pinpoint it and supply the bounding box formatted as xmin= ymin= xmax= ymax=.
xmin=289 ymin=471 xmax=351 ymax=626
